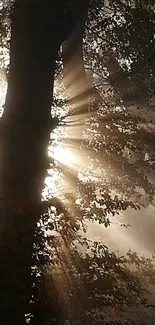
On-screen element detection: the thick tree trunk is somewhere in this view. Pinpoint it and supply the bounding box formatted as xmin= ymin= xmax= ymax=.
xmin=0 ymin=2 xmax=60 ymax=324
xmin=0 ymin=1 xmax=90 ymax=323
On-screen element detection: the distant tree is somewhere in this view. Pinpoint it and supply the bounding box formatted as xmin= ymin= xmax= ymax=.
xmin=50 ymin=0 xmax=155 ymax=228
xmin=74 ymin=0 xmax=155 ymax=222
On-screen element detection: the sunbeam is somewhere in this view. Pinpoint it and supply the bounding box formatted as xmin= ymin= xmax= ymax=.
xmin=51 ymin=146 xmax=78 ymax=169
xmin=0 ymin=73 xmax=7 ymax=115
xmin=1 ymin=2 xmax=155 ymax=324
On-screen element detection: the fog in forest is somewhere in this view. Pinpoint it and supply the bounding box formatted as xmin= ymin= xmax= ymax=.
xmin=1 ymin=1 xmax=155 ymax=324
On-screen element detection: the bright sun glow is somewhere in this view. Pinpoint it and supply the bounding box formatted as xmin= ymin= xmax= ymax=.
xmin=52 ymin=146 xmax=77 ymax=168
xmin=49 ymin=143 xmax=83 ymax=173
xmin=0 ymin=78 xmax=7 ymax=116
xmin=43 ymin=144 xmax=81 ymax=199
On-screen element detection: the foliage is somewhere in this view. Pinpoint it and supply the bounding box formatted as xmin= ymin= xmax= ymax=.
xmin=27 ymin=219 xmax=155 ymax=324
xmin=1 ymin=1 xmax=155 ymax=324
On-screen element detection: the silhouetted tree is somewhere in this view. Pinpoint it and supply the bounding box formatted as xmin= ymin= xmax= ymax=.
xmin=0 ymin=1 xmax=90 ymax=323
xmin=1 ymin=1 xmax=155 ymax=324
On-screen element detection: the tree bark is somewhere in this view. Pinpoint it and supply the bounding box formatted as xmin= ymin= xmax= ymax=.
xmin=0 ymin=1 xmax=90 ymax=323
xmin=0 ymin=2 xmax=61 ymax=324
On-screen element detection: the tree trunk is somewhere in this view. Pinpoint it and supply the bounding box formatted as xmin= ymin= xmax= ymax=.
xmin=0 ymin=2 xmax=60 ymax=323
xmin=0 ymin=1 xmax=90 ymax=323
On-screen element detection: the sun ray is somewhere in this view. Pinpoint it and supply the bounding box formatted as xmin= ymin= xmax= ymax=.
xmin=0 ymin=73 xmax=7 ymax=116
